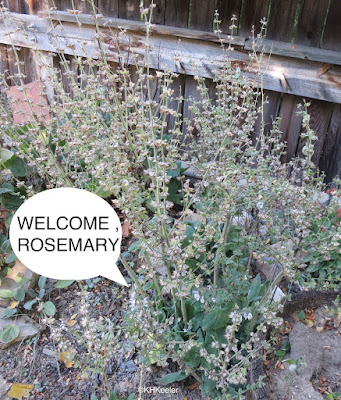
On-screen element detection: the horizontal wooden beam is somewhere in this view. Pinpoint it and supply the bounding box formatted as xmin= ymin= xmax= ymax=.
xmin=38 ymin=10 xmax=247 ymax=47
xmin=245 ymin=39 xmax=341 ymax=66
xmin=41 ymin=11 xmax=341 ymax=66
xmin=0 ymin=12 xmax=340 ymax=103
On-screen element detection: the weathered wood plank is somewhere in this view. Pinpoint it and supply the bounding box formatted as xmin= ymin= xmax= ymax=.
xmin=6 ymin=46 xmax=35 ymax=85
xmin=239 ymin=0 xmax=270 ymax=37
xmin=296 ymin=99 xmax=333 ymax=164
xmin=189 ymin=0 xmax=215 ymax=31
xmin=164 ymin=0 xmax=189 ymax=28
xmin=267 ymin=0 xmax=300 ymax=42
xmin=41 ymin=11 xmax=341 ymax=65
xmin=118 ymin=0 xmax=140 ymax=21
xmin=321 ymin=0 xmax=341 ymax=52
xmin=73 ymin=0 xmax=97 ymax=13
xmin=39 ymin=10 xmax=246 ymax=46
xmin=252 ymin=90 xmax=282 ymax=143
xmin=319 ymin=104 xmax=341 ymax=183
xmin=163 ymin=0 xmax=188 ymax=133
xmin=244 ymin=39 xmax=341 ymax=65
xmin=295 ymin=0 xmax=329 ymax=47
xmin=0 ymin=44 xmax=9 ymax=107
xmin=1 ymin=12 xmax=341 ymax=103
xmin=97 ymin=0 xmax=119 ymax=18
xmin=28 ymin=0 xmax=50 ymax=14
xmin=149 ymin=0 xmax=165 ymax=25
xmin=184 ymin=0 xmax=215 ymax=141
xmin=278 ymin=94 xmax=303 ymax=162
xmin=53 ymin=0 xmax=73 ymax=11
xmin=167 ymin=73 xmax=185 ymax=134
xmin=216 ymin=0 xmax=242 ymax=34
xmin=3 ymin=0 xmax=29 ymax=13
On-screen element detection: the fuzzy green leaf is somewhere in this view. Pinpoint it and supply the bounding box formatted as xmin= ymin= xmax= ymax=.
xmin=160 ymin=371 xmax=188 ymax=384
xmin=44 ymin=301 xmax=56 ymax=316
xmin=0 ymin=324 xmax=20 ymax=344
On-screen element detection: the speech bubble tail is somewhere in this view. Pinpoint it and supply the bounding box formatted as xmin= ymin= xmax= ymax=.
xmin=102 ymin=265 xmax=129 ymax=287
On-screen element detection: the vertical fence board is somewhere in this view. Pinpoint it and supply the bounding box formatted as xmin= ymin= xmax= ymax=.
xmin=295 ymin=0 xmax=329 ymax=47
xmin=189 ymin=0 xmax=215 ymax=31
xmin=0 ymin=45 xmax=9 ymax=107
xmin=296 ymin=99 xmax=332 ymax=163
xmin=53 ymin=0 xmax=73 ymax=10
xmin=266 ymin=0 xmax=299 ymax=42
xmin=164 ymin=0 xmax=190 ymax=28
xmin=118 ymin=0 xmax=141 ymax=20
xmin=319 ymin=104 xmax=341 ymax=183
xmin=150 ymin=0 xmax=165 ymax=25
xmin=97 ymin=0 xmax=119 ymax=17
xmin=321 ymin=0 xmax=341 ymax=51
xmin=183 ymin=0 xmax=216 ymax=139
xmin=216 ymin=0 xmax=243 ymax=34
xmin=163 ymin=0 xmax=189 ymax=132
xmin=239 ymin=0 xmax=270 ymax=37
xmin=278 ymin=94 xmax=303 ymax=162
xmin=3 ymin=0 xmax=29 ymax=13
xmin=73 ymin=0 xmax=97 ymax=13
xmin=252 ymin=90 xmax=282 ymax=143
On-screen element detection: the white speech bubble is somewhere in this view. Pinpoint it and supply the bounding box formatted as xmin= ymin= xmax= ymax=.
xmin=9 ymin=188 xmax=127 ymax=286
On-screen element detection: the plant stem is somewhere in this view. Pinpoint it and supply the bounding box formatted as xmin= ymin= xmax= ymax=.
xmin=213 ymin=215 xmax=233 ymax=287
xmin=120 ymin=255 xmax=146 ymax=299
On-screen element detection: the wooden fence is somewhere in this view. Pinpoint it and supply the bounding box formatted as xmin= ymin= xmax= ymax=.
xmin=0 ymin=0 xmax=340 ymax=182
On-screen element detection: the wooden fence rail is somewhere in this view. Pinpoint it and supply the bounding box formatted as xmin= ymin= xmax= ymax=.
xmin=0 ymin=0 xmax=340 ymax=182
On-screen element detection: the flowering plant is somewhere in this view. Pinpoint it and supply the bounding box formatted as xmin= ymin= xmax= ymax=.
xmin=0 ymin=3 xmax=340 ymax=398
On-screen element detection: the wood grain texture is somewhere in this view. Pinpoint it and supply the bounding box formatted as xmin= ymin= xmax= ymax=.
xmin=295 ymin=0 xmax=329 ymax=47
xmin=216 ymin=0 xmax=242 ymax=34
xmin=38 ymin=11 xmax=246 ymax=45
xmin=167 ymin=73 xmax=185 ymax=133
xmin=53 ymin=0 xmax=73 ymax=10
xmin=239 ymin=0 xmax=270 ymax=37
xmin=3 ymin=0 xmax=29 ymax=13
xmin=321 ymin=0 xmax=341 ymax=51
xmin=0 ymin=45 xmax=9 ymax=107
xmin=164 ymin=0 xmax=190 ymax=28
xmin=2 ymin=13 xmax=341 ymax=103
xmin=319 ymin=104 xmax=341 ymax=183
xmin=73 ymin=0 xmax=97 ymax=13
xmin=266 ymin=0 xmax=300 ymax=42
xmin=118 ymin=0 xmax=140 ymax=21
xmin=189 ymin=0 xmax=215 ymax=31
xmin=97 ymin=0 xmax=119 ymax=17
xmin=278 ymin=94 xmax=303 ymax=162
xmin=150 ymin=0 xmax=165 ymax=25
xmin=252 ymin=90 xmax=282 ymax=143
xmin=41 ymin=11 xmax=340 ymax=65
xmin=296 ymin=99 xmax=333 ymax=164
xmin=244 ymin=39 xmax=341 ymax=65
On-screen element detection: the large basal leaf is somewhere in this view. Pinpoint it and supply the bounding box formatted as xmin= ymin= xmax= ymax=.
xmin=160 ymin=371 xmax=188 ymax=384
xmin=247 ymin=274 xmax=262 ymax=302
xmin=44 ymin=301 xmax=56 ymax=316
xmin=0 ymin=324 xmax=20 ymax=343
xmin=3 ymin=156 xmax=27 ymax=177
xmin=55 ymin=280 xmax=75 ymax=289
xmin=0 ymin=289 xmax=14 ymax=299
xmin=201 ymin=303 xmax=233 ymax=331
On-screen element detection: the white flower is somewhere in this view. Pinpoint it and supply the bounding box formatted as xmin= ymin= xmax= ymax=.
xmin=193 ymin=291 xmax=200 ymax=301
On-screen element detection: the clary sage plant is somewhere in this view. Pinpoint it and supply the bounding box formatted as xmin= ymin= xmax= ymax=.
xmin=0 ymin=3 xmax=340 ymax=399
